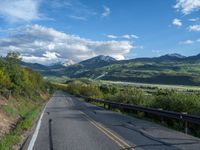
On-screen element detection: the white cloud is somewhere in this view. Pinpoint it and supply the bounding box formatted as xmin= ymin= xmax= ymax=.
xmin=172 ymin=18 xmax=182 ymax=27
xmin=0 ymin=0 xmax=41 ymax=22
xmin=107 ymin=35 xmax=118 ymax=39
xmin=189 ymin=18 xmax=199 ymax=21
xmin=57 ymin=0 xmax=96 ymax=21
xmin=0 ymin=24 xmax=133 ymax=65
xmin=107 ymin=34 xmax=139 ymax=39
xmin=22 ymin=52 xmax=63 ymax=65
xmin=174 ymin=0 xmax=200 ymax=15
xmin=43 ymin=51 xmax=60 ymax=59
xmin=130 ymin=34 xmax=139 ymax=39
xmin=179 ymin=38 xmax=200 ymax=45
xmin=122 ymin=35 xmax=132 ymax=39
xmin=179 ymin=39 xmax=194 ymax=44
xmin=122 ymin=34 xmax=139 ymax=39
xmin=188 ymin=24 xmax=200 ymax=31
xmin=102 ymin=6 xmax=110 ymax=17
xmin=50 ymin=0 xmax=72 ymax=8
xmin=69 ymin=15 xmax=87 ymax=21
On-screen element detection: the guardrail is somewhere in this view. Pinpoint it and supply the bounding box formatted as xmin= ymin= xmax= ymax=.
xmin=78 ymin=95 xmax=200 ymax=134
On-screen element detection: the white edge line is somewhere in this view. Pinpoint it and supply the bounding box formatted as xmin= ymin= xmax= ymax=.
xmin=27 ymin=98 xmax=51 ymax=150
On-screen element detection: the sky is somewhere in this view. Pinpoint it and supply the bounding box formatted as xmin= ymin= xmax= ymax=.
xmin=0 ymin=0 xmax=200 ymax=65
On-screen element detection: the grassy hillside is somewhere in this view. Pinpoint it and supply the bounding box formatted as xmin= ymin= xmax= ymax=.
xmin=23 ymin=53 xmax=200 ymax=86
xmin=0 ymin=52 xmax=50 ymax=149
xmin=94 ymin=62 xmax=200 ymax=85
xmin=71 ymin=57 xmax=200 ymax=85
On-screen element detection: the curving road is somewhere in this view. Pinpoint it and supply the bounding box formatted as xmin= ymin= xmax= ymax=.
xmin=22 ymin=91 xmax=200 ymax=150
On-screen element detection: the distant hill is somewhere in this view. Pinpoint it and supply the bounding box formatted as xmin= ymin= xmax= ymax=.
xmin=160 ymin=53 xmax=186 ymax=58
xmin=156 ymin=53 xmax=186 ymax=61
xmin=20 ymin=62 xmax=49 ymax=70
xmin=185 ymin=53 xmax=200 ymax=62
xmin=21 ymin=53 xmax=200 ymax=86
xmin=79 ymin=55 xmax=117 ymax=68
xmin=21 ymin=55 xmax=117 ymax=76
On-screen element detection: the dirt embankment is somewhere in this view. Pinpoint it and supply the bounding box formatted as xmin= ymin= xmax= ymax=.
xmin=0 ymin=96 xmax=16 ymax=138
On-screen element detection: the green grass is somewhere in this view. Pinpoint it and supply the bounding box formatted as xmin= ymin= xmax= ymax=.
xmin=99 ymin=80 xmax=200 ymax=91
xmin=50 ymin=76 xmax=200 ymax=92
xmin=1 ymin=105 xmax=18 ymax=117
xmin=0 ymin=105 xmax=42 ymax=150
xmin=0 ymin=96 xmax=44 ymax=150
xmin=45 ymin=76 xmax=70 ymax=83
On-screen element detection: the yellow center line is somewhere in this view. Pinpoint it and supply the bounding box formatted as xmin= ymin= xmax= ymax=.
xmin=86 ymin=117 xmax=126 ymax=149
xmin=80 ymin=111 xmax=135 ymax=150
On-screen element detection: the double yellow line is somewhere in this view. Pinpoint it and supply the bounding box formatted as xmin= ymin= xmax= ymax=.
xmin=81 ymin=111 xmax=135 ymax=150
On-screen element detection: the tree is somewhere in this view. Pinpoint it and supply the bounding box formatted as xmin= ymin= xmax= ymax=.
xmin=6 ymin=51 xmax=22 ymax=64
xmin=0 ymin=68 xmax=11 ymax=88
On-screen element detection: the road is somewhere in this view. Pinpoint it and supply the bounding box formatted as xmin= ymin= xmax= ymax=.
xmin=22 ymin=91 xmax=200 ymax=150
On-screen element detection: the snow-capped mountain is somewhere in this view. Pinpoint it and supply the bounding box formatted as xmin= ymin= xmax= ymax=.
xmin=62 ymin=59 xmax=75 ymax=67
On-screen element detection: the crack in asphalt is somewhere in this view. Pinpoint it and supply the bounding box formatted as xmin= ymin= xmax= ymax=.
xmin=49 ymin=119 xmax=53 ymax=150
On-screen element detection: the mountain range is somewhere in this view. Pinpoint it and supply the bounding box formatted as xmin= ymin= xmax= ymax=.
xmin=21 ymin=53 xmax=200 ymax=86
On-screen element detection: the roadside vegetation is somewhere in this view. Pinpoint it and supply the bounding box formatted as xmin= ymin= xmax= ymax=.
xmin=0 ymin=52 xmax=51 ymax=150
xmin=53 ymin=78 xmax=200 ymax=137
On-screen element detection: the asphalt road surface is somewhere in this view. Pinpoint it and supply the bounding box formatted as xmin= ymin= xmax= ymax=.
xmin=22 ymin=91 xmax=200 ymax=150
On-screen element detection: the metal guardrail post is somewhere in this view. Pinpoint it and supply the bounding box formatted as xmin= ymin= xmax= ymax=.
xmin=108 ymin=104 xmax=110 ymax=110
xmin=182 ymin=112 xmax=188 ymax=134
xmin=158 ymin=108 xmax=164 ymax=124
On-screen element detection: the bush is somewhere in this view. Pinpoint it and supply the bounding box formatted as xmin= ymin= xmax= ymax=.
xmin=107 ymin=88 xmax=153 ymax=106
xmin=64 ymin=81 xmax=103 ymax=98
xmin=0 ymin=68 xmax=11 ymax=88
xmin=151 ymin=90 xmax=200 ymax=115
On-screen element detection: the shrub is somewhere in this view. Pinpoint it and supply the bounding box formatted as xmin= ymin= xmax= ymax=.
xmin=151 ymin=89 xmax=200 ymax=115
xmin=107 ymin=88 xmax=152 ymax=106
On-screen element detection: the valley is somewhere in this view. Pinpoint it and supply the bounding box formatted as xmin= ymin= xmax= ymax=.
xmin=22 ymin=53 xmax=200 ymax=86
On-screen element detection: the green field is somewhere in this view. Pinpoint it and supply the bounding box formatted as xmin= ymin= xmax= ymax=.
xmin=99 ymin=80 xmax=200 ymax=91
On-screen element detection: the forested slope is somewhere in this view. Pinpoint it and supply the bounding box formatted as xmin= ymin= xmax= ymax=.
xmin=0 ymin=52 xmax=50 ymax=149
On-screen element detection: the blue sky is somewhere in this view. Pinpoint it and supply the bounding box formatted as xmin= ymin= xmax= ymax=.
xmin=0 ymin=0 xmax=200 ymax=65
